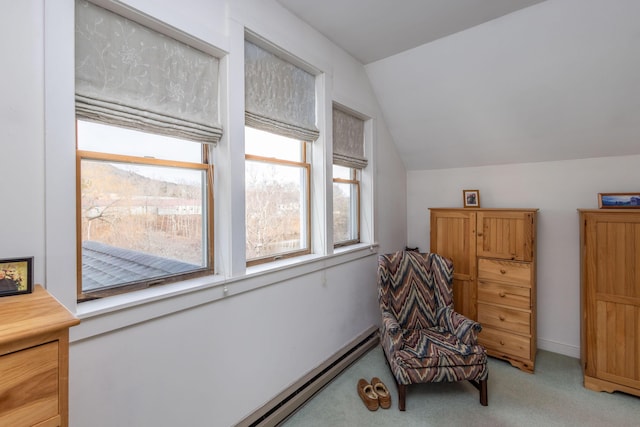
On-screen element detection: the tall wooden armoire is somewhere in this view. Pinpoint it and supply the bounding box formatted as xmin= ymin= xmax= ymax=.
xmin=579 ymin=209 xmax=640 ymax=397
xmin=430 ymin=208 xmax=538 ymax=372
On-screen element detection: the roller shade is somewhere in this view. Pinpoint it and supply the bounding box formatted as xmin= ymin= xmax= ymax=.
xmin=244 ymin=40 xmax=319 ymax=142
xmin=75 ymin=0 xmax=222 ymax=144
xmin=332 ymin=106 xmax=367 ymax=169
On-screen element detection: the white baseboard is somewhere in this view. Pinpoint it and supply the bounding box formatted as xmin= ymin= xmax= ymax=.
xmin=235 ymin=325 xmax=380 ymax=427
xmin=538 ymin=338 xmax=580 ymax=359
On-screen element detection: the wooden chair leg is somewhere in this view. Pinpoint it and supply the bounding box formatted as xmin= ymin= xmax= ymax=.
xmin=469 ymin=378 xmax=488 ymax=406
xmin=397 ymin=384 xmax=406 ymax=411
xmin=479 ymin=379 xmax=488 ymax=406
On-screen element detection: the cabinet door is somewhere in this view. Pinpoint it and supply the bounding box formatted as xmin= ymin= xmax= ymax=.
xmin=477 ymin=211 xmax=535 ymax=261
xmin=584 ymin=212 xmax=640 ymax=388
xmin=430 ymin=210 xmax=477 ymax=320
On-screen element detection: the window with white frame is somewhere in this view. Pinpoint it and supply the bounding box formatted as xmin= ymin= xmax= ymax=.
xmin=74 ymin=0 xmax=220 ymax=300
xmin=332 ymin=105 xmax=367 ymax=247
xmin=244 ymin=38 xmax=319 ymax=265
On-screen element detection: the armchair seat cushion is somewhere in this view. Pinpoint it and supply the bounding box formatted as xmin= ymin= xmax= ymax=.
xmin=397 ymin=328 xmax=488 ymax=369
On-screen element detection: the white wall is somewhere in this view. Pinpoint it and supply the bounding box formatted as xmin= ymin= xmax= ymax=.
xmin=0 ymin=1 xmax=45 ymax=274
xmin=2 ymin=1 xmax=407 ymax=426
xmin=70 ymin=256 xmax=379 ymax=426
xmin=407 ymin=154 xmax=640 ymax=358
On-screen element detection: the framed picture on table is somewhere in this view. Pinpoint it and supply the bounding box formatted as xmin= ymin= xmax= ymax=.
xmin=0 ymin=257 xmax=33 ymax=297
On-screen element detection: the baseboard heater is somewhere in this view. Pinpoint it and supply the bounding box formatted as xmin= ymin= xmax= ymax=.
xmin=235 ymin=325 xmax=380 ymax=427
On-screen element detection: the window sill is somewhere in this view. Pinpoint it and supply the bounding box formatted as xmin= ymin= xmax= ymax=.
xmin=71 ymin=243 xmax=378 ymax=342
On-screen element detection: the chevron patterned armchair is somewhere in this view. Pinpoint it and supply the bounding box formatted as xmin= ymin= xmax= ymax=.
xmin=377 ymin=251 xmax=488 ymax=410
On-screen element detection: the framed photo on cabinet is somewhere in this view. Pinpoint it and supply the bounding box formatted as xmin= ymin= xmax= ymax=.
xmin=598 ymin=192 xmax=640 ymax=208
xmin=463 ymin=189 xmax=480 ymax=208
xmin=0 ymin=257 xmax=33 ymax=297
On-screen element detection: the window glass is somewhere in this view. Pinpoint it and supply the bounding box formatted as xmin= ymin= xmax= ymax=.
xmin=77 ymin=120 xmax=202 ymax=162
xmin=77 ymin=122 xmax=210 ymax=297
xmin=245 ymin=127 xmax=310 ymax=264
xmin=332 ymin=164 xmax=352 ymax=180
xmin=245 ymin=127 xmax=303 ymax=162
xmin=333 ymin=165 xmax=360 ymax=246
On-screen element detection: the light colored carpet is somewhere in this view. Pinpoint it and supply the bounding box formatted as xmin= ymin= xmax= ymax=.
xmin=282 ymin=346 xmax=640 ymax=426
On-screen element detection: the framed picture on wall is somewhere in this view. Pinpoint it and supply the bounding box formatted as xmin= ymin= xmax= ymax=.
xmin=463 ymin=189 xmax=480 ymax=208
xmin=598 ymin=192 xmax=640 ymax=208
xmin=0 ymin=257 xmax=33 ymax=297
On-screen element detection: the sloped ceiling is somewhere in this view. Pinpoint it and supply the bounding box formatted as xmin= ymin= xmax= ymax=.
xmin=278 ymin=0 xmax=640 ymax=170
xmin=277 ymin=0 xmax=546 ymax=64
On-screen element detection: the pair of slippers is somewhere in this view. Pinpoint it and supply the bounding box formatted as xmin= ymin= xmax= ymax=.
xmin=357 ymin=377 xmax=391 ymax=411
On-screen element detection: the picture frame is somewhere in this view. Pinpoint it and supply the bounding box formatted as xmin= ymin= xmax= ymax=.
xmin=598 ymin=193 xmax=640 ymax=209
xmin=463 ymin=189 xmax=480 ymax=208
xmin=0 ymin=257 xmax=33 ymax=297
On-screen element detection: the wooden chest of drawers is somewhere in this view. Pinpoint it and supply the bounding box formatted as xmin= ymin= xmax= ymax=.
xmin=0 ymin=286 xmax=79 ymax=427
xmin=477 ymin=258 xmax=535 ymax=372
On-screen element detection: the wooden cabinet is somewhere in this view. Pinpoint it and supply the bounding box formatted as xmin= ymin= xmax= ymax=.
xmin=0 ymin=285 xmax=80 ymax=427
xmin=430 ymin=208 xmax=537 ymax=372
xmin=429 ymin=209 xmax=478 ymax=320
xmin=579 ymin=209 xmax=640 ymax=397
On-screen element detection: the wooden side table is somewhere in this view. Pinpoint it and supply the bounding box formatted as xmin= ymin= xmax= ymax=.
xmin=0 ymin=285 xmax=80 ymax=427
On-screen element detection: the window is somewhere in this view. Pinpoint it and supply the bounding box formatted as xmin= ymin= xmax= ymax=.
xmin=75 ymin=1 xmax=221 ymax=299
xmin=76 ymin=121 xmax=214 ymax=299
xmin=245 ymin=127 xmax=310 ymax=265
xmin=333 ymin=165 xmax=360 ymax=246
xmin=244 ymin=38 xmax=319 ymax=265
xmin=332 ymin=105 xmax=367 ymax=247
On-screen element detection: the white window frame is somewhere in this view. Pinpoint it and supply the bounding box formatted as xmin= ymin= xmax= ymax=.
xmin=44 ymin=3 xmax=377 ymax=341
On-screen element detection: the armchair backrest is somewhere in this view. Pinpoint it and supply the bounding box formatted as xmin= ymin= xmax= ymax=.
xmin=377 ymin=251 xmax=454 ymax=329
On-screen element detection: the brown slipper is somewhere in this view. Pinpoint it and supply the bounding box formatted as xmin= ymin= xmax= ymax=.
xmin=371 ymin=377 xmax=391 ymax=409
xmin=357 ymin=378 xmax=379 ymax=411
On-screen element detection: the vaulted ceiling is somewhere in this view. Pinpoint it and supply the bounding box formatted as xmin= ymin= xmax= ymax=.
xmin=277 ymin=0 xmax=640 ymax=170
xmin=276 ymin=0 xmax=546 ymax=64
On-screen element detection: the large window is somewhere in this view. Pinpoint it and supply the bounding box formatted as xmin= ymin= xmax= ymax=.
xmin=75 ymin=1 xmax=221 ymax=300
xmin=245 ymin=127 xmax=310 ymax=265
xmin=244 ymin=38 xmax=319 ymax=265
xmin=76 ymin=121 xmax=213 ymax=299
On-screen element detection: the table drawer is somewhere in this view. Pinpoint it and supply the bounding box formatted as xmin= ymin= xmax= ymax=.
xmin=478 ymin=302 xmax=530 ymax=335
xmin=479 ymin=327 xmax=531 ymax=360
xmin=0 ymin=341 xmax=59 ymax=426
xmin=478 ymin=280 xmax=530 ymax=310
xmin=478 ymin=258 xmax=532 ymax=286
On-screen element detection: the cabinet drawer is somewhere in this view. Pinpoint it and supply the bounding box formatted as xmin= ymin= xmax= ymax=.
xmin=478 ymin=258 xmax=532 ymax=287
xmin=0 ymin=342 xmax=59 ymax=426
xmin=478 ymin=303 xmax=530 ymax=335
xmin=478 ymin=280 xmax=530 ymax=310
xmin=479 ymin=327 xmax=531 ymax=360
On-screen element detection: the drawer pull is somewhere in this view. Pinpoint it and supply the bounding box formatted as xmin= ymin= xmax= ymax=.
xmin=500 ymin=340 xmax=505 ymax=346
xmin=500 ymin=269 xmax=507 ymax=274
xmin=498 ymin=291 xmax=506 ymax=297
xmin=499 ymin=315 xmax=506 ymax=321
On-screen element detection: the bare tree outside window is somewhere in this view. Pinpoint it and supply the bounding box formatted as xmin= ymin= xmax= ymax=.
xmin=245 ymin=127 xmax=310 ymax=265
xmin=333 ymin=165 xmax=360 ymax=246
xmin=81 ymin=160 xmax=206 ymax=265
xmin=77 ymin=120 xmax=212 ymax=297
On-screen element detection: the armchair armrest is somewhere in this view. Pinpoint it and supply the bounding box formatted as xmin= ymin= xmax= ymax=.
xmin=380 ymin=310 xmax=403 ymax=352
xmin=436 ymin=306 xmax=482 ymax=344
